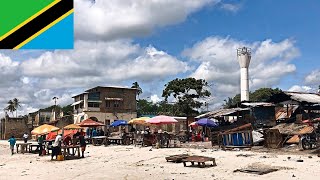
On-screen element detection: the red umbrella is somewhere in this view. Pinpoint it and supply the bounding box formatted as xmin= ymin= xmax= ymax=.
xmin=78 ymin=118 xmax=104 ymax=127
xmin=146 ymin=115 xmax=178 ymax=125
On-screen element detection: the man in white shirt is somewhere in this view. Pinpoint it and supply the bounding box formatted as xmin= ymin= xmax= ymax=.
xmin=23 ymin=133 xmax=29 ymax=143
xmin=51 ymin=134 xmax=62 ymax=160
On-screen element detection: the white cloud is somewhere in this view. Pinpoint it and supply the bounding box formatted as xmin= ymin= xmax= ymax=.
xmin=220 ymin=3 xmax=242 ymax=12
xmin=288 ymin=85 xmax=313 ymax=92
xmin=183 ymin=36 xmax=299 ymax=108
xmin=20 ymin=40 xmax=189 ymax=89
xmin=305 ymin=70 xmax=320 ymax=86
xmin=75 ymin=0 xmax=218 ymax=40
xmin=150 ymin=94 xmax=161 ymax=104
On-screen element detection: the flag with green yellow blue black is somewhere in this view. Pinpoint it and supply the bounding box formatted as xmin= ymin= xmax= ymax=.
xmin=0 ymin=0 xmax=74 ymax=49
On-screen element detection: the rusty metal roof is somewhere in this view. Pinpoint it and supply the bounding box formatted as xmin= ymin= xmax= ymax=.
xmin=284 ymin=91 xmax=320 ymax=104
xmin=286 ymin=126 xmax=314 ymax=144
xmin=275 ymin=105 xmax=299 ymax=120
xmin=271 ymin=123 xmax=313 ymax=135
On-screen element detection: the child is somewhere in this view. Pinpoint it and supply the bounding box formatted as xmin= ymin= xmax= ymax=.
xmin=8 ymin=136 xmax=16 ymax=155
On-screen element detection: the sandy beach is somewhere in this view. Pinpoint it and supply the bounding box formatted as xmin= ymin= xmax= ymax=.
xmin=0 ymin=140 xmax=319 ymax=180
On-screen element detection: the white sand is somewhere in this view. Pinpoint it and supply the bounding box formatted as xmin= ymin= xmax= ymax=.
xmin=0 ymin=140 xmax=319 ymax=180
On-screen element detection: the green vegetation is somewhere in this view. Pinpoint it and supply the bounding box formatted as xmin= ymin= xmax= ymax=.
xmin=224 ymin=88 xmax=284 ymax=108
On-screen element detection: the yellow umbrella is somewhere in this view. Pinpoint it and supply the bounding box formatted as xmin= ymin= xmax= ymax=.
xmin=129 ymin=117 xmax=150 ymax=125
xmin=64 ymin=124 xmax=83 ymax=130
xmin=31 ymin=124 xmax=60 ymax=135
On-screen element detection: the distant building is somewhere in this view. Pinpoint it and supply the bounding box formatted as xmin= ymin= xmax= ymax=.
xmin=27 ymin=109 xmax=59 ymax=128
xmin=72 ymin=86 xmax=137 ymax=125
xmin=0 ymin=114 xmax=29 ymax=140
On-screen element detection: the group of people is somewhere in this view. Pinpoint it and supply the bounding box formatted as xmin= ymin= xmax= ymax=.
xmin=7 ymin=129 xmax=87 ymax=159
xmin=51 ymin=129 xmax=87 ymax=160
xmin=86 ymin=128 xmax=105 ymax=138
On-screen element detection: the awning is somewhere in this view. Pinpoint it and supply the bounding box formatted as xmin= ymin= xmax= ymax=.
xmin=71 ymin=100 xmax=83 ymax=106
xmin=105 ymin=97 xmax=123 ymax=101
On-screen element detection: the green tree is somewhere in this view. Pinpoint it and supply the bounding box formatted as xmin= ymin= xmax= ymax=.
xmin=131 ymin=81 xmax=143 ymax=98
xmin=13 ymin=98 xmax=21 ymax=117
xmin=61 ymin=104 xmax=73 ymax=115
xmin=224 ymin=88 xmax=284 ymax=108
xmin=162 ymin=78 xmax=211 ymax=116
xmin=5 ymin=100 xmax=16 ymax=117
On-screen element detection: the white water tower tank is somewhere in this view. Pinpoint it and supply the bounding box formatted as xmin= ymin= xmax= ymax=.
xmin=237 ymin=47 xmax=251 ymax=101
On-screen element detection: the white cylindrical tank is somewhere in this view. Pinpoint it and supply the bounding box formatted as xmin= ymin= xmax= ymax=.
xmin=237 ymin=47 xmax=251 ymax=101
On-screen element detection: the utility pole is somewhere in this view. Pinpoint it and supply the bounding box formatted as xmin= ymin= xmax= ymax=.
xmin=52 ymin=97 xmax=59 ymax=121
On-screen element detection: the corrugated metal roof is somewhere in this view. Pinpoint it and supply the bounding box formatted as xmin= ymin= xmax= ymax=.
xmin=196 ymin=108 xmax=250 ymax=119
xmin=285 ymin=91 xmax=320 ymax=104
xmin=242 ymin=102 xmax=275 ymax=107
xmin=275 ymin=105 xmax=299 ymax=120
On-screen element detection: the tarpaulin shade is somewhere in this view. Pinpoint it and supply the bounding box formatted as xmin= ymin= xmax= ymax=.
xmin=46 ymin=129 xmax=78 ymax=141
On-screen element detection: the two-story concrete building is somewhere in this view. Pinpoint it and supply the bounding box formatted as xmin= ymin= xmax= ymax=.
xmin=72 ymin=86 xmax=137 ymax=125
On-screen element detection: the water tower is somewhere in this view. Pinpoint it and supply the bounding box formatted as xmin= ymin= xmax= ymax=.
xmin=237 ymin=47 xmax=251 ymax=101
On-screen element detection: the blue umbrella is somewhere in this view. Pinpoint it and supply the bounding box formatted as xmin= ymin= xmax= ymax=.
xmin=196 ymin=118 xmax=218 ymax=127
xmin=110 ymin=120 xmax=128 ymax=127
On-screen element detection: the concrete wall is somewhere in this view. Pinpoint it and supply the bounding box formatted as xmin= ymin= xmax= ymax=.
xmin=0 ymin=116 xmax=30 ymax=140
xmin=74 ymin=112 xmax=137 ymax=124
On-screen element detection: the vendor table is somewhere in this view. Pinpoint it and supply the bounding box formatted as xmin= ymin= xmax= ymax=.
xmin=29 ymin=144 xmax=45 ymax=153
xmin=61 ymin=145 xmax=81 ymax=159
xmin=16 ymin=143 xmax=32 ymax=154
xmin=92 ymin=136 xmax=107 ymax=146
xmin=107 ymin=137 xmax=123 ymax=145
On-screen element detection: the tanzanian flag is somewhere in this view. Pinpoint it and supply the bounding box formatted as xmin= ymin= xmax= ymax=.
xmin=0 ymin=0 xmax=74 ymax=49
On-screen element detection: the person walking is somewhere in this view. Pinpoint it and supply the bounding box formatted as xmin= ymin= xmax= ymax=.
xmin=8 ymin=136 xmax=16 ymax=155
xmin=79 ymin=130 xmax=86 ymax=158
xmin=23 ymin=132 xmax=29 ymax=143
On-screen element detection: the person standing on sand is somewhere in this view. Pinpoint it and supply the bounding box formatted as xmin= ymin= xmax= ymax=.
xmin=23 ymin=132 xmax=29 ymax=143
xmin=51 ymin=133 xmax=62 ymax=160
xmin=8 ymin=136 xmax=16 ymax=155
xmin=38 ymin=135 xmax=44 ymax=156
xmin=79 ymin=130 xmax=86 ymax=158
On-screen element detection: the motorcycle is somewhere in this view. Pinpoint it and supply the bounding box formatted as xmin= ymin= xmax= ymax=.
xmin=299 ymin=131 xmax=319 ymax=150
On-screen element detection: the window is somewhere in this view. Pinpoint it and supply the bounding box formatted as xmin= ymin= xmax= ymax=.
xmin=106 ymin=101 xmax=111 ymax=108
xmin=88 ymin=102 xmax=100 ymax=108
xmin=114 ymin=101 xmax=120 ymax=108
xmin=106 ymin=100 xmax=121 ymax=108
xmin=88 ymin=92 xmax=100 ymax=100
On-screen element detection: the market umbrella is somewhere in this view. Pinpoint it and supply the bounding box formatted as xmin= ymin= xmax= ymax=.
xmin=79 ymin=118 xmax=104 ymax=127
xmin=31 ymin=124 xmax=60 ymax=135
xmin=128 ymin=117 xmax=150 ymax=125
xmin=146 ymin=115 xmax=178 ymax=125
xmin=64 ymin=124 xmax=83 ymax=130
xmin=196 ymin=118 xmax=218 ymax=127
xmin=188 ymin=122 xmax=198 ymax=127
xmin=110 ymin=120 xmax=128 ymax=127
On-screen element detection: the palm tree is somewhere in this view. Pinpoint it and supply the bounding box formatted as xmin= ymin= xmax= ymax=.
xmin=13 ymin=98 xmax=21 ymax=117
xmin=131 ymin=82 xmax=143 ymax=98
xmin=6 ymin=100 xmax=16 ymax=117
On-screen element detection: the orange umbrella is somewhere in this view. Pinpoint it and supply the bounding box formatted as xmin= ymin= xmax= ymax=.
xmin=31 ymin=124 xmax=60 ymax=135
xmin=64 ymin=124 xmax=83 ymax=130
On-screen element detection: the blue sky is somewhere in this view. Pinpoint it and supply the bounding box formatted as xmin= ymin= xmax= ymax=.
xmin=0 ymin=0 xmax=320 ymax=116
xmin=136 ymin=0 xmax=320 ymax=90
